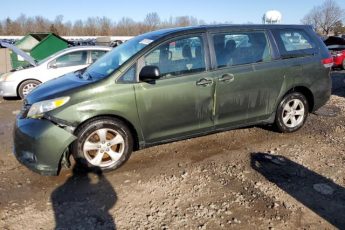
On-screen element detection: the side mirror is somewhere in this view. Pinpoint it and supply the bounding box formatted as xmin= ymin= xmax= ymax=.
xmin=139 ymin=66 xmax=160 ymax=81
xmin=49 ymin=62 xmax=58 ymax=69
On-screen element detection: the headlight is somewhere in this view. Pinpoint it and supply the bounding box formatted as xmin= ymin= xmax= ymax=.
xmin=27 ymin=97 xmax=70 ymax=118
xmin=0 ymin=72 xmax=12 ymax=81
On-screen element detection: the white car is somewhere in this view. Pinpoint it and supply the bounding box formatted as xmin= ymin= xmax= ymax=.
xmin=0 ymin=44 xmax=111 ymax=98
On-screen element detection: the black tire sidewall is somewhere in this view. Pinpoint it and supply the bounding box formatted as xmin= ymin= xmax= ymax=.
xmin=275 ymin=92 xmax=309 ymax=133
xmin=18 ymin=80 xmax=41 ymax=99
xmin=72 ymin=118 xmax=133 ymax=171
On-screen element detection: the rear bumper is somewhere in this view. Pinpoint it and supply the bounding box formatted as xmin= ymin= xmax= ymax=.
xmin=0 ymin=81 xmax=18 ymax=97
xmin=13 ymin=117 xmax=77 ymax=176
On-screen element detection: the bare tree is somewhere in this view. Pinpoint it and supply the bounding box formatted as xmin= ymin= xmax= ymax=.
xmin=53 ymin=15 xmax=66 ymax=35
xmin=49 ymin=24 xmax=59 ymax=34
xmin=4 ymin=18 xmax=17 ymax=35
xmin=98 ymin=17 xmax=112 ymax=36
xmin=302 ymin=0 xmax=345 ymax=35
xmin=84 ymin=17 xmax=98 ymax=36
xmin=72 ymin=20 xmax=84 ymax=36
xmin=334 ymin=20 xmax=345 ymax=35
xmin=115 ymin=17 xmax=136 ymax=35
xmin=144 ymin=12 xmax=161 ymax=31
xmin=34 ymin=16 xmax=50 ymax=32
xmin=302 ymin=7 xmax=320 ymax=30
xmin=174 ymin=16 xmax=202 ymax=27
xmin=22 ymin=16 xmax=35 ymax=34
xmin=160 ymin=16 xmax=174 ymax=28
xmin=189 ymin=16 xmax=199 ymax=26
xmin=64 ymin=21 xmax=72 ymax=36
xmin=175 ymin=16 xmax=191 ymax=27
xmin=0 ymin=13 xmax=217 ymax=36
xmin=15 ymin=14 xmax=27 ymax=34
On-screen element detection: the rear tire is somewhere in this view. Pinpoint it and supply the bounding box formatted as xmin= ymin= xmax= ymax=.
xmin=18 ymin=80 xmax=41 ymax=99
xmin=71 ymin=118 xmax=133 ymax=171
xmin=275 ymin=92 xmax=309 ymax=133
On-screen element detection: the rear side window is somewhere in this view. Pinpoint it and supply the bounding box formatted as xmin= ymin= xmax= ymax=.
xmin=272 ymin=29 xmax=317 ymax=58
xmin=213 ymin=31 xmax=271 ymax=68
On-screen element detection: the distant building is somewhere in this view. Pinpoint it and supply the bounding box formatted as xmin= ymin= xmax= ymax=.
xmin=262 ymin=10 xmax=282 ymax=24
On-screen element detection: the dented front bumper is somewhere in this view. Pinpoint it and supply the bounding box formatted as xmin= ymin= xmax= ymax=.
xmin=13 ymin=117 xmax=77 ymax=176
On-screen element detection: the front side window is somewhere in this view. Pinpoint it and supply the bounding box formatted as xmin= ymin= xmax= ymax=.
xmin=54 ymin=51 xmax=88 ymax=68
xmin=213 ymin=31 xmax=271 ymax=67
xmin=118 ymin=65 xmax=136 ymax=83
xmin=272 ymin=29 xmax=316 ymax=57
xmin=144 ymin=36 xmax=205 ymax=79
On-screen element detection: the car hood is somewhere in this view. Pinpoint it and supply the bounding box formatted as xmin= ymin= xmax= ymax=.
xmin=26 ymin=72 xmax=93 ymax=104
xmin=0 ymin=42 xmax=37 ymax=67
xmin=324 ymin=36 xmax=345 ymax=46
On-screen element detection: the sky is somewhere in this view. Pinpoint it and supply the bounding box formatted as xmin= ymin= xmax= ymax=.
xmin=1 ymin=0 xmax=345 ymax=24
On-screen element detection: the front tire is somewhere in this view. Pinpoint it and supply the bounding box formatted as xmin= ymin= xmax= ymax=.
xmin=18 ymin=80 xmax=41 ymax=99
xmin=71 ymin=118 xmax=133 ymax=171
xmin=275 ymin=92 xmax=309 ymax=133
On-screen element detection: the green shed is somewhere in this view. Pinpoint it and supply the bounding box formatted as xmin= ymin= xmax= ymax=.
xmin=11 ymin=33 xmax=70 ymax=68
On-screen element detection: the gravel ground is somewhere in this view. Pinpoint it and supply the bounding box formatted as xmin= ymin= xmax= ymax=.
xmin=0 ymin=71 xmax=344 ymax=230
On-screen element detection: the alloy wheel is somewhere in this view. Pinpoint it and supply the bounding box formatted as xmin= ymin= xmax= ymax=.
xmin=282 ymin=99 xmax=305 ymax=128
xmin=22 ymin=83 xmax=38 ymax=97
xmin=83 ymin=128 xmax=125 ymax=167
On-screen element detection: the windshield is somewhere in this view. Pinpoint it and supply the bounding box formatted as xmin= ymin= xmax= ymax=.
xmin=80 ymin=34 xmax=156 ymax=80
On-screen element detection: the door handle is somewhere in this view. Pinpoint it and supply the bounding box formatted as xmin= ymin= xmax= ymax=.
xmin=219 ymin=74 xmax=235 ymax=83
xmin=196 ymin=78 xmax=213 ymax=87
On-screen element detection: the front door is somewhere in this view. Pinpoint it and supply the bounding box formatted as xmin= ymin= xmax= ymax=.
xmin=135 ymin=34 xmax=214 ymax=143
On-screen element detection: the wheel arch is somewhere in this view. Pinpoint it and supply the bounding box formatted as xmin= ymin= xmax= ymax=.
xmin=16 ymin=78 xmax=42 ymax=97
xmin=73 ymin=114 xmax=140 ymax=151
xmin=282 ymin=86 xmax=314 ymax=112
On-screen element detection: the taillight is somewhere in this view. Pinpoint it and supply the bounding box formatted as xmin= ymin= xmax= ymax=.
xmin=322 ymin=57 xmax=333 ymax=68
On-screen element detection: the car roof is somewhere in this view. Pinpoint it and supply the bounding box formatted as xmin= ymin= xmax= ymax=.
xmin=50 ymin=45 xmax=112 ymax=57
xmin=37 ymin=45 xmax=112 ymax=65
xmin=61 ymin=46 xmax=112 ymax=51
xmin=145 ymin=24 xmax=313 ymax=38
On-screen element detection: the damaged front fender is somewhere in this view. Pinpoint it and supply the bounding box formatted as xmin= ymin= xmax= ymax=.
xmin=13 ymin=118 xmax=77 ymax=175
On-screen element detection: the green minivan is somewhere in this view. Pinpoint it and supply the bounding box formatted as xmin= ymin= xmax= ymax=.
xmin=13 ymin=25 xmax=332 ymax=175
